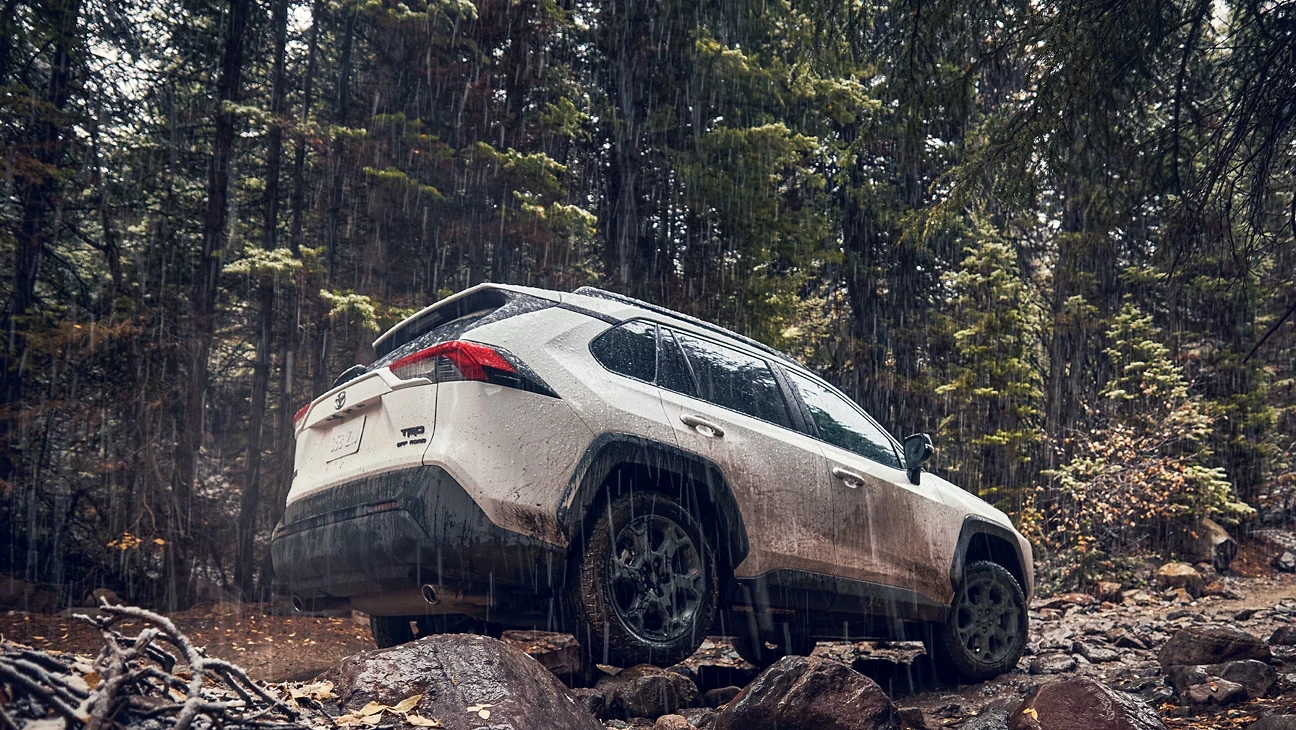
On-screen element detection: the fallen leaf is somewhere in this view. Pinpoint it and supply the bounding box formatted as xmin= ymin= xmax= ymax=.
xmin=359 ymin=702 xmax=389 ymax=716
xmin=392 ymin=695 xmax=422 ymax=714
xmin=83 ymin=672 xmax=101 ymax=690
xmin=477 ymin=710 xmax=490 ymax=720
xmin=405 ymin=716 xmax=442 ymax=727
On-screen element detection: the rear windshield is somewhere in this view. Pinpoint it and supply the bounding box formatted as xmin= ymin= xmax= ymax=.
xmin=369 ymin=289 xmax=554 ymax=369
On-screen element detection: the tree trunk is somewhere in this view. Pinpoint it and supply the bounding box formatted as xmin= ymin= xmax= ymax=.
xmin=2 ymin=0 xmax=80 ymax=482
xmin=171 ymin=0 xmax=249 ymax=610
xmin=234 ymin=0 xmax=289 ymax=600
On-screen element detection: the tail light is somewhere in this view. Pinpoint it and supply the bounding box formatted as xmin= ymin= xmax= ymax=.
xmin=389 ymin=340 xmax=557 ymax=397
xmin=292 ymin=403 xmax=310 ymax=427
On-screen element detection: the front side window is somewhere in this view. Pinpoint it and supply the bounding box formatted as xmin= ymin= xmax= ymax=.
xmin=667 ymin=329 xmax=792 ymax=428
xmin=590 ymin=320 xmax=657 ymax=382
xmin=788 ymin=371 xmax=900 ymax=468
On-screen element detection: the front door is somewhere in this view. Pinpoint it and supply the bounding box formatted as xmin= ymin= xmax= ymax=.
xmin=653 ymin=327 xmax=836 ymax=582
xmin=782 ymin=370 xmax=958 ymax=606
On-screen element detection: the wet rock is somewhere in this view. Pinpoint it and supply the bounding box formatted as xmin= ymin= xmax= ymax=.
xmin=713 ymin=655 xmax=898 ymax=730
xmin=1270 ymin=626 xmax=1296 ymax=645
xmin=1111 ymin=632 xmax=1148 ymax=650
xmin=1195 ymin=563 xmax=1219 ymax=585
xmin=321 ymin=633 xmax=603 ymax=730
xmin=1248 ymin=717 xmax=1296 ymax=730
xmin=701 ymin=686 xmax=740 ymax=708
xmin=1155 ymin=563 xmax=1205 ymax=598
xmin=573 ymin=687 xmax=607 ymax=719
xmin=501 ymin=630 xmax=584 ymax=679
xmin=1162 ymin=587 xmax=1194 ymax=604
xmin=1203 ymin=581 xmax=1240 ymax=598
xmin=1158 ymin=626 xmax=1270 ymax=667
xmin=679 ymin=708 xmax=716 ymax=729
xmin=1008 ymin=677 xmax=1164 ymax=730
xmin=1185 ymin=517 xmax=1238 ymax=572
xmin=1184 ymin=677 xmax=1245 ymax=705
xmin=1121 ymin=590 xmax=1153 ymax=606
xmin=1096 ymin=582 xmax=1124 ymax=603
xmin=1073 ymin=641 xmax=1120 ymax=663
xmin=654 ymin=715 xmax=693 ymax=730
xmin=964 ymin=710 xmax=1010 ymax=730
xmin=1209 ymin=659 xmax=1278 ymax=698
xmin=1273 ymin=552 xmax=1296 ymax=573
xmin=1028 ymin=653 xmax=1078 ymax=675
xmin=597 ymin=664 xmax=698 ymax=720
xmin=896 ymin=707 xmax=930 ymax=729
xmin=1236 ymin=608 xmax=1259 ymax=621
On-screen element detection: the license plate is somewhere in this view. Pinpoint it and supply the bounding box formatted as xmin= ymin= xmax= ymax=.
xmin=326 ymin=415 xmax=366 ymax=462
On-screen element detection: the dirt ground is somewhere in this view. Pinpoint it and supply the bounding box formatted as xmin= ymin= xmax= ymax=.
xmin=7 ymin=539 xmax=1296 ymax=727
xmin=0 ymin=604 xmax=375 ymax=682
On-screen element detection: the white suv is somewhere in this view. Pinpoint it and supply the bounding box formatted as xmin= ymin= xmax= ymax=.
xmin=272 ymin=284 xmax=1033 ymax=681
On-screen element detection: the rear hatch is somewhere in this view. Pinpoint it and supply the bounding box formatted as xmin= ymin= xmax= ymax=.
xmin=286 ymin=285 xmax=560 ymax=503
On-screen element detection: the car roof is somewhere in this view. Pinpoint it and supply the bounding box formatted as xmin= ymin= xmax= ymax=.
xmin=564 ymin=286 xmax=809 ymax=372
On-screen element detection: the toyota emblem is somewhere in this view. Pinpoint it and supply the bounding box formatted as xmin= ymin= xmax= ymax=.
xmin=334 ymin=391 xmax=347 ymax=410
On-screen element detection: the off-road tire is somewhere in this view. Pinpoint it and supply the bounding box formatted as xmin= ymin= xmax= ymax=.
xmin=565 ymin=489 xmax=718 ymax=667
xmin=932 ymin=561 xmax=1028 ymax=682
xmin=732 ymin=626 xmax=816 ymax=668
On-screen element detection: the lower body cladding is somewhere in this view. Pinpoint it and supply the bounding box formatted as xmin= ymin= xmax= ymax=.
xmin=270 ymin=465 xmax=565 ymax=623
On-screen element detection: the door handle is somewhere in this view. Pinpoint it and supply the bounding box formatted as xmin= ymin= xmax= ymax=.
xmin=831 ymin=466 xmax=866 ymax=488
xmin=680 ymin=413 xmax=725 ymax=438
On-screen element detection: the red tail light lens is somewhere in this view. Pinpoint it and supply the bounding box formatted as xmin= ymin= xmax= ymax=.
xmin=390 ymin=340 xmax=516 ymax=382
xmin=387 ymin=340 xmax=558 ymax=397
xmin=292 ymin=403 xmax=310 ymax=426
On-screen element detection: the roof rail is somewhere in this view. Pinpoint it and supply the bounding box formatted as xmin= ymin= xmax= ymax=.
xmin=571 ymin=286 xmax=802 ymax=368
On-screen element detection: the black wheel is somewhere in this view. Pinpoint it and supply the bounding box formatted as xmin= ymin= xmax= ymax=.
xmin=931 ymin=561 xmax=1028 ymax=682
xmin=370 ymin=615 xmax=415 ymax=648
xmin=565 ymin=489 xmax=718 ymax=667
xmin=732 ymin=625 xmax=816 ymax=668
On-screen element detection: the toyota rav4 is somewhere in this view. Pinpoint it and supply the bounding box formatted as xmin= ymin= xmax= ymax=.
xmin=271 ymin=284 xmax=1033 ymax=681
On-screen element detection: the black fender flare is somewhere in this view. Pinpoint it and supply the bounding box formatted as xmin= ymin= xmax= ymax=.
xmin=557 ymin=433 xmax=750 ymax=571
xmin=950 ymin=516 xmax=1031 ymax=600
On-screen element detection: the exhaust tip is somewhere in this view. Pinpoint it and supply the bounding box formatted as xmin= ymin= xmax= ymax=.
xmin=291 ymin=595 xmax=304 ymax=612
xmin=420 ymin=584 xmax=439 ymax=605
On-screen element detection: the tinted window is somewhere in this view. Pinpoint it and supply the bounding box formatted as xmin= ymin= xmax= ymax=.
xmin=789 ymin=372 xmax=901 ymax=468
xmin=658 ymin=329 xmax=698 ymax=396
xmin=669 ymin=329 xmax=791 ymax=428
xmin=590 ymin=321 xmax=657 ymax=382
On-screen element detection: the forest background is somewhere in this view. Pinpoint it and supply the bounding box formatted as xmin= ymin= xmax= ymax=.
xmin=2 ymin=0 xmax=1294 ymax=609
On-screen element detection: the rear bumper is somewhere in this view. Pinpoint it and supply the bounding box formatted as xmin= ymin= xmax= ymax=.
xmin=271 ymin=466 xmax=564 ymax=616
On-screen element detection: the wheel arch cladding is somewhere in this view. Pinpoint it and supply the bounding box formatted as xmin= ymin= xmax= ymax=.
xmin=558 ymin=433 xmax=750 ymax=572
xmin=951 ymin=516 xmax=1030 ymax=600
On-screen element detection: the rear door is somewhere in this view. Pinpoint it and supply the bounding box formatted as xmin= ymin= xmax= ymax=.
xmin=783 ymin=370 xmax=957 ymax=605
xmin=653 ymin=327 xmax=837 ymax=582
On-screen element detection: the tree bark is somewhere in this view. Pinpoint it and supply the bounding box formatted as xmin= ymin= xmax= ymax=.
xmin=234 ymin=0 xmax=289 ymax=600
xmin=171 ymin=0 xmax=249 ymax=610
xmin=2 ymin=0 xmax=80 ymax=482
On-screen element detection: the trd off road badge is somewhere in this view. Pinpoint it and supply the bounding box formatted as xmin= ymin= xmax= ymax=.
xmin=334 ymin=391 xmax=347 ymax=410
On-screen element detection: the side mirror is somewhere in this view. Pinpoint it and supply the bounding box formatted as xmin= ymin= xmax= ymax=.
xmin=903 ymin=433 xmax=935 ymax=485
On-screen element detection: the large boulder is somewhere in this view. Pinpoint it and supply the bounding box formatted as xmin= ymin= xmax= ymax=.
xmin=1158 ymin=626 xmax=1271 ymax=667
xmin=1183 ymin=517 xmax=1237 ymax=572
xmin=713 ymin=655 xmax=898 ymax=730
xmin=1249 ymin=718 xmax=1296 ymax=730
xmin=1008 ymin=678 xmax=1164 ymax=730
xmin=320 ymin=633 xmax=602 ymax=730
xmin=596 ymin=664 xmax=698 ymax=719
xmin=1154 ymin=563 xmax=1205 ymax=598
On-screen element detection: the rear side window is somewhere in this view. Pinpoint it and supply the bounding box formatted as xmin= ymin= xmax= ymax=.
xmin=668 ymin=329 xmax=792 ymax=428
xmin=590 ymin=321 xmax=658 ymax=382
xmin=788 ymin=371 xmax=901 ymax=468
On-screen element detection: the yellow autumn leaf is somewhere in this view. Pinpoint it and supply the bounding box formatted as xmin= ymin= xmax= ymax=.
xmin=359 ymin=702 xmax=388 ymax=716
xmin=1023 ymin=707 xmax=1038 ymax=719
xmin=477 ymin=709 xmax=490 ymax=720
xmin=392 ymin=695 xmax=422 ymax=714
xmin=405 ymin=716 xmax=442 ymax=728
xmin=83 ymin=672 xmax=101 ymax=690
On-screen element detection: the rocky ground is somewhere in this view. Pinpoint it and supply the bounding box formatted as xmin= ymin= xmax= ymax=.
xmin=8 ymin=541 xmax=1296 ymax=729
